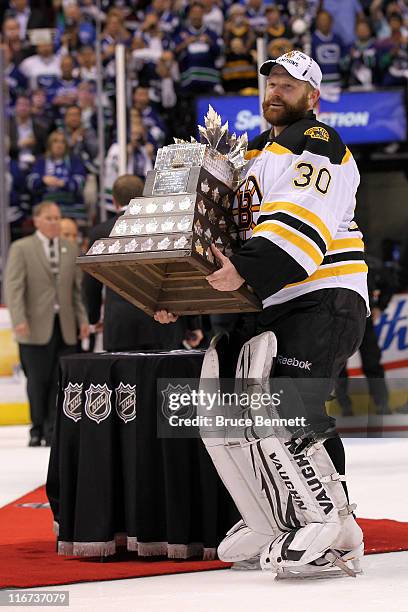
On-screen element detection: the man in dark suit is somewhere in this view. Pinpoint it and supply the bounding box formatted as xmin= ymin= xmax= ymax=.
xmin=83 ymin=174 xmax=203 ymax=351
xmin=9 ymin=95 xmax=50 ymax=164
xmin=4 ymin=0 xmax=48 ymax=40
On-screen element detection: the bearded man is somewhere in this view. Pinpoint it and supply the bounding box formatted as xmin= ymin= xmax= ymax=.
xmin=201 ymin=51 xmax=369 ymax=578
xmin=156 ymin=51 xmax=369 ymax=578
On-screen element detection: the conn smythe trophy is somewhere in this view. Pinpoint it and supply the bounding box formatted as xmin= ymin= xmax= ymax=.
xmin=78 ymin=107 xmax=261 ymax=316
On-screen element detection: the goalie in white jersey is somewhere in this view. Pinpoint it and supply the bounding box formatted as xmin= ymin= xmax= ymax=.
xmin=203 ymin=51 xmax=369 ymax=578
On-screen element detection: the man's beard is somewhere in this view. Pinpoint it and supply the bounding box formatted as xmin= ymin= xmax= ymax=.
xmin=262 ymin=93 xmax=310 ymax=127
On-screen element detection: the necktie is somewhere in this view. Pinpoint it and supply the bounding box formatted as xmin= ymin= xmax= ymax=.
xmin=49 ymin=239 xmax=59 ymax=276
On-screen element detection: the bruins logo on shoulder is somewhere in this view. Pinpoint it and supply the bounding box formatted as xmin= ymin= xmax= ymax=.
xmin=304 ymin=126 xmax=330 ymax=142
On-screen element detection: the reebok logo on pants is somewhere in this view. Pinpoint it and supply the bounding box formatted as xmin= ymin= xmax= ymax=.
xmin=277 ymin=355 xmax=312 ymax=370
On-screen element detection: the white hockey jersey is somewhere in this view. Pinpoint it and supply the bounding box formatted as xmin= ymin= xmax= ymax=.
xmin=230 ymin=111 xmax=369 ymax=311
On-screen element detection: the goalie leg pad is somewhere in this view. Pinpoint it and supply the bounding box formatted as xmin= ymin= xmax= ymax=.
xmin=250 ymin=436 xmax=363 ymax=573
xmin=198 ymin=334 xmax=281 ymax=560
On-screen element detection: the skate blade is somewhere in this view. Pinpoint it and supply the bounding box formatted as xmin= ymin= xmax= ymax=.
xmin=275 ymin=557 xmax=363 ymax=581
xmin=324 ymin=549 xmax=363 ymax=578
xmin=231 ymin=557 xmax=261 ymax=571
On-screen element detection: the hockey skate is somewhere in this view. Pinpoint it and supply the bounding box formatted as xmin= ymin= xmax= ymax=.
xmin=263 ymin=514 xmax=364 ymax=580
xmin=274 ymin=545 xmax=363 ymax=580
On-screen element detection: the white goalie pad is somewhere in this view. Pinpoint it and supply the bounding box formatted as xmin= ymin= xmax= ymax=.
xmin=249 ymin=436 xmax=363 ymax=571
xmin=198 ymin=334 xmax=281 ymax=560
xmin=262 ymin=520 xmax=364 ymax=578
xmin=199 ymin=332 xmax=363 ymax=573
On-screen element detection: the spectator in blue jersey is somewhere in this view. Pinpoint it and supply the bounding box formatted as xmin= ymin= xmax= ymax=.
xmin=320 ymin=0 xmax=365 ymax=47
xmin=19 ymin=42 xmax=61 ymax=91
xmin=132 ymin=86 xmax=167 ymax=147
xmin=54 ymin=2 xmax=96 ymax=52
xmin=127 ymin=122 xmax=154 ymax=179
xmin=174 ymin=2 xmax=223 ymax=94
xmin=131 ymin=12 xmax=174 ymax=96
xmin=141 ymin=51 xmax=178 ymax=110
xmin=101 ymin=9 xmax=132 ymax=65
xmin=100 ymin=9 xmax=132 ymax=100
xmin=146 ymin=0 xmax=180 ymax=37
xmin=311 ymin=10 xmax=347 ymax=87
xmin=344 ymin=20 xmax=379 ymax=87
xmin=2 ymin=44 xmax=28 ymax=112
xmin=132 ymin=11 xmax=173 ymax=56
xmin=51 ymin=56 xmax=81 ymax=120
xmin=27 ymin=131 xmax=86 ymax=221
xmin=202 ymin=0 xmax=225 ymax=37
xmin=370 ymin=1 xmax=408 ymax=41
xmin=244 ymin=0 xmax=267 ymax=37
xmin=376 ymin=12 xmax=408 ymax=85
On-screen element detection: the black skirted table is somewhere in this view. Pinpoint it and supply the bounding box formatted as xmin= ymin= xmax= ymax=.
xmin=46 ymin=350 xmax=238 ymax=559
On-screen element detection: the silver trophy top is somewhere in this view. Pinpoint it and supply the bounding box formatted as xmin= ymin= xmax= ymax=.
xmin=154 ymin=106 xmax=248 ymax=188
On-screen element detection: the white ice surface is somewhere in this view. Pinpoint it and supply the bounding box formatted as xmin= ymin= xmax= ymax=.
xmin=1 ymin=427 xmax=408 ymax=611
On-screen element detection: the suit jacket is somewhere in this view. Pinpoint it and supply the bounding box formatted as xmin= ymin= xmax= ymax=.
xmin=9 ymin=117 xmax=50 ymax=160
xmin=5 ymin=234 xmax=88 ymax=345
xmin=83 ymin=215 xmax=201 ymax=351
xmin=5 ymin=7 xmax=48 ymax=32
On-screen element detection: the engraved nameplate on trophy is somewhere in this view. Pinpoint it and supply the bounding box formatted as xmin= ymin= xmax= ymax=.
xmin=78 ymin=106 xmax=261 ymax=316
xmin=152 ymin=168 xmax=191 ymax=194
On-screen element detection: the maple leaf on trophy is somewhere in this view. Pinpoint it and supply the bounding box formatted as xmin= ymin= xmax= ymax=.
xmin=227 ymin=132 xmax=248 ymax=171
xmin=171 ymin=104 xmax=249 ymax=187
xmin=198 ymin=105 xmax=230 ymax=152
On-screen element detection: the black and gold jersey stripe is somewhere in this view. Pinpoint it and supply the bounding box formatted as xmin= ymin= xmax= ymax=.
xmin=252 ymin=222 xmax=324 ymax=266
xmin=260 ymin=201 xmax=332 ymax=245
xmin=321 ymin=251 xmax=366 ymax=265
xmin=286 ymin=262 xmax=368 ymax=288
xmin=257 ymin=212 xmax=327 ymax=255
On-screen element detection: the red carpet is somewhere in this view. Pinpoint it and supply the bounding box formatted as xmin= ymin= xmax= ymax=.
xmin=1 ymin=486 xmax=408 ymax=589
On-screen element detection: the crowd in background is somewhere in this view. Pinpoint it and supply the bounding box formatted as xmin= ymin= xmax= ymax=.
xmin=3 ymin=1 xmax=408 ymax=444
xmin=2 ymin=0 xmax=408 ymax=241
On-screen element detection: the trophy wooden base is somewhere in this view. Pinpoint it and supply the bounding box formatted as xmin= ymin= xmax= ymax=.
xmin=78 ymin=251 xmax=261 ymax=316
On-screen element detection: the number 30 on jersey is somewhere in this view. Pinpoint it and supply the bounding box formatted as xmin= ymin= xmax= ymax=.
xmin=293 ymin=162 xmax=331 ymax=195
